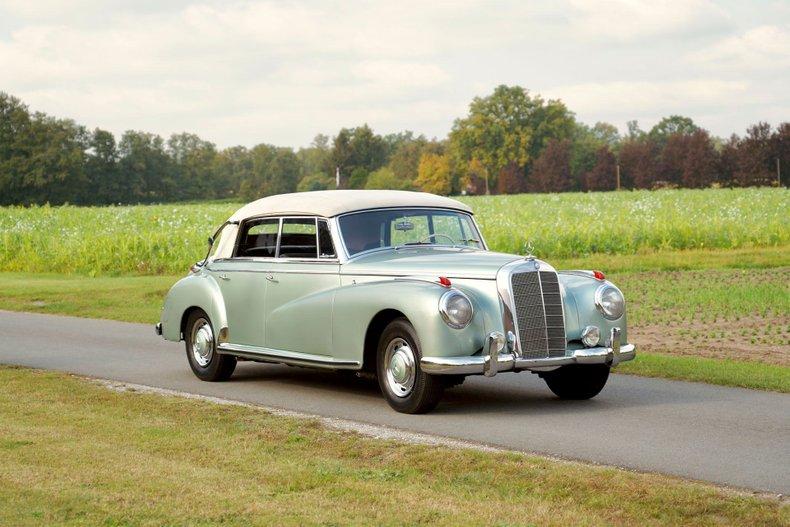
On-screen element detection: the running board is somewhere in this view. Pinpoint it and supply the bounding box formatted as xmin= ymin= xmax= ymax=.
xmin=217 ymin=342 xmax=360 ymax=370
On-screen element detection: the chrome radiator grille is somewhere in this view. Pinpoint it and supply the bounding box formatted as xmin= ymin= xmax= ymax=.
xmin=510 ymin=270 xmax=566 ymax=359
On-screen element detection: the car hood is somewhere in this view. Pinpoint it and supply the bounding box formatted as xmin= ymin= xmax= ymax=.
xmin=341 ymin=247 xmax=522 ymax=279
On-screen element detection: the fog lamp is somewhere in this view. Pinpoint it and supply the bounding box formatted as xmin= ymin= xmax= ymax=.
xmin=581 ymin=325 xmax=600 ymax=347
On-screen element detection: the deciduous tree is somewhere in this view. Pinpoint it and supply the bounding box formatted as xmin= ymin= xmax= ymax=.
xmin=649 ymin=115 xmax=699 ymax=146
xmin=619 ymin=139 xmax=659 ymax=189
xmin=415 ymin=153 xmax=452 ymax=195
xmin=681 ymin=130 xmax=719 ymax=188
xmin=584 ymin=146 xmax=617 ymax=191
xmin=450 ymin=85 xmax=574 ymax=194
xmin=529 ymin=139 xmax=572 ymax=192
xmin=365 ymin=167 xmax=411 ymax=190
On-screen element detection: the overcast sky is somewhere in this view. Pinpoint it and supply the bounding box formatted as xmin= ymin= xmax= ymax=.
xmin=1 ymin=0 xmax=788 ymax=148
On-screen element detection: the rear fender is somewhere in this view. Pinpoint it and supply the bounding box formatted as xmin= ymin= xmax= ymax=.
xmin=159 ymin=273 xmax=228 ymax=342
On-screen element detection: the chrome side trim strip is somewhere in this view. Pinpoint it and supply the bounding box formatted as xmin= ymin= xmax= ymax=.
xmin=205 ymin=267 xmax=341 ymax=275
xmin=217 ymin=342 xmax=360 ymax=370
xmin=204 ymin=266 xmax=496 ymax=280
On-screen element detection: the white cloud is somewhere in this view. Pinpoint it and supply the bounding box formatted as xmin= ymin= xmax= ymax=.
xmin=552 ymin=79 xmax=749 ymax=113
xmin=689 ymin=25 xmax=790 ymax=70
xmin=547 ymin=79 xmax=753 ymax=133
xmin=0 ymin=1 xmax=786 ymax=146
xmin=567 ymin=0 xmax=730 ymax=41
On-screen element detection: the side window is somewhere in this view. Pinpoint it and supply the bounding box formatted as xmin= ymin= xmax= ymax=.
xmin=279 ymin=218 xmax=317 ymax=258
xmin=236 ymin=218 xmax=279 ymax=257
xmin=318 ymin=220 xmax=336 ymax=258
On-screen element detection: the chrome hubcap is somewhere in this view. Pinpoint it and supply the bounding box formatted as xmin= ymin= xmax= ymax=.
xmin=385 ymin=337 xmax=416 ymax=398
xmin=191 ymin=318 xmax=214 ymax=367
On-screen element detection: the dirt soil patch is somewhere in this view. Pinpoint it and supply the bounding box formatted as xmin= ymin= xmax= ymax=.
xmin=631 ymin=314 xmax=789 ymax=366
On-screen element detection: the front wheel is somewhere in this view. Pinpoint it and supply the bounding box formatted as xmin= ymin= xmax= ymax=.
xmin=185 ymin=309 xmax=236 ymax=382
xmin=542 ymin=364 xmax=610 ymax=400
xmin=376 ymin=318 xmax=444 ymax=414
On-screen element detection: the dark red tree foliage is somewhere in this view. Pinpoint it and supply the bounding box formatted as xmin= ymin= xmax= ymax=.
xmin=528 ymin=139 xmax=573 ymax=192
xmin=496 ymin=161 xmax=527 ymax=194
xmin=619 ymin=139 xmax=658 ymax=189
xmin=584 ymin=146 xmax=617 ymax=191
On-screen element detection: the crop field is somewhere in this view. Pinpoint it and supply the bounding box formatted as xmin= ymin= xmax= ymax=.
xmin=0 ymin=188 xmax=787 ymax=276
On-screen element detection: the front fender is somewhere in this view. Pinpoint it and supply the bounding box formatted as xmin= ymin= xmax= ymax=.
xmin=559 ymin=273 xmax=628 ymax=344
xmin=160 ymin=272 xmax=228 ymax=342
xmin=332 ymin=279 xmax=496 ymax=364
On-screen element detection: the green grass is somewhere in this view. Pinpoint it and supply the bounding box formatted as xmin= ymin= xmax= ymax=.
xmin=0 ymin=273 xmax=176 ymax=324
xmin=1 ymin=187 xmax=787 ymax=275
xmin=553 ymin=245 xmax=790 ymax=273
xmin=615 ymin=267 xmax=789 ymax=328
xmin=1 ymin=270 xmax=787 ymax=392
xmin=0 ymin=367 xmax=786 ymax=526
xmin=618 ymin=353 xmax=789 ymax=392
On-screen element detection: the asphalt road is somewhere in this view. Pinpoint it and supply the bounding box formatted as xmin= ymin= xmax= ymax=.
xmin=2 ymin=310 xmax=788 ymax=495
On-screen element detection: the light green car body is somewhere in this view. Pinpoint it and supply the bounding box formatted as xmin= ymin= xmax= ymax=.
xmin=158 ymin=198 xmax=635 ymax=377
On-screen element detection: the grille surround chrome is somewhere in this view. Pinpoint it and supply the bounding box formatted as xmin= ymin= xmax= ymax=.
xmin=496 ymin=259 xmax=567 ymax=359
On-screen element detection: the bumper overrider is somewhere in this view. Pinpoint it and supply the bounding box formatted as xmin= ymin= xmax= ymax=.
xmin=421 ymin=327 xmax=635 ymax=377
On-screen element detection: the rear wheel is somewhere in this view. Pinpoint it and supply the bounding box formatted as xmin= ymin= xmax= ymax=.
xmin=542 ymin=364 xmax=610 ymax=400
xmin=376 ymin=318 xmax=444 ymax=414
xmin=185 ymin=309 xmax=236 ymax=382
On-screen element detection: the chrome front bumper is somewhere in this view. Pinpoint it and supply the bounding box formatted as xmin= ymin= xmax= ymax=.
xmin=421 ymin=327 xmax=635 ymax=376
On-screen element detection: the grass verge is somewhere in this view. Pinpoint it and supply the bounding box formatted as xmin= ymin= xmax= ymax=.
xmin=0 ymin=272 xmax=176 ymax=324
xmin=0 ymin=366 xmax=786 ymax=526
xmin=1 ymin=269 xmax=787 ymax=392
xmin=618 ymin=353 xmax=789 ymax=392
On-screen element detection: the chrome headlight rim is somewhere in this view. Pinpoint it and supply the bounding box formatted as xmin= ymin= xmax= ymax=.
xmin=438 ymin=289 xmax=474 ymax=329
xmin=594 ymin=283 xmax=625 ymax=320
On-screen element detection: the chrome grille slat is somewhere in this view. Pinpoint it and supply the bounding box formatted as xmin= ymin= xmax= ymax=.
xmin=510 ymin=270 xmax=567 ymax=359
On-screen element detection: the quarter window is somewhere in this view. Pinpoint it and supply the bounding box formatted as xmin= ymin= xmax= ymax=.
xmin=318 ymin=220 xmax=336 ymax=258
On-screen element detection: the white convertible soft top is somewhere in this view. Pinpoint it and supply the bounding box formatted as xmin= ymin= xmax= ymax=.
xmin=228 ymin=190 xmax=472 ymax=221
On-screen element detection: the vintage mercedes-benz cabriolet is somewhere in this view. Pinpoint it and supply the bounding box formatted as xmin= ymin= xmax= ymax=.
xmin=157 ymin=190 xmax=635 ymax=413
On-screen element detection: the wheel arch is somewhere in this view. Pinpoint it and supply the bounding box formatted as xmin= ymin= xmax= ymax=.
xmin=362 ymin=309 xmax=409 ymax=373
xmin=180 ymin=306 xmax=206 ymax=341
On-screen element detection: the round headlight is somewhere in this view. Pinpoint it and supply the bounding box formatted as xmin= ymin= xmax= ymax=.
xmin=581 ymin=325 xmax=600 ymax=347
xmin=439 ymin=290 xmax=473 ymax=329
xmin=594 ymin=284 xmax=625 ymax=320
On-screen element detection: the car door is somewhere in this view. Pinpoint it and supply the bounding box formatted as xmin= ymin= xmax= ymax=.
xmin=205 ymin=217 xmax=279 ymax=347
xmin=264 ymin=218 xmax=340 ymax=357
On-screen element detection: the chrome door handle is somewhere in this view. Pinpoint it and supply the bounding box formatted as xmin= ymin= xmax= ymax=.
xmin=265 ymin=274 xmax=277 ymax=282
xmin=219 ymin=273 xmax=230 ymax=281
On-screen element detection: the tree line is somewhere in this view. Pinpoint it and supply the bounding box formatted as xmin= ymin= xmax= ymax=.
xmin=0 ymin=86 xmax=786 ymax=206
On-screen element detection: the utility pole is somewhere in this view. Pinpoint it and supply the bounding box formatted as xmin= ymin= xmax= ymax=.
xmin=616 ymin=164 xmax=621 ymax=190
xmin=335 ymin=166 xmax=340 ymax=189
xmin=777 ymin=158 xmax=782 ymax=187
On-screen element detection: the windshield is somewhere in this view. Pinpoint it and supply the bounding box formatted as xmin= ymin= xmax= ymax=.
xmin=338 ymin=208 xmax=484 ymax=256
